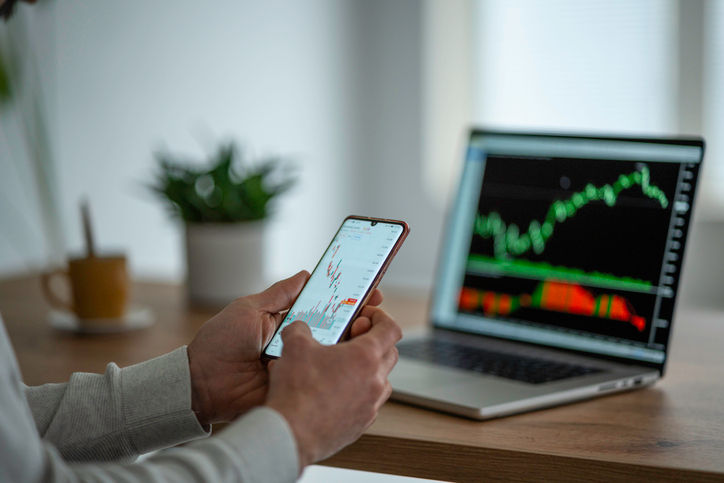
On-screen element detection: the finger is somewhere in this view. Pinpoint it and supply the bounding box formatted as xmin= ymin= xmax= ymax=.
xmin=249 ymin=270 xmax=309 ymax=313
xmin=281 ymin=320 xmax=314 ymax=345
xmin=375 ymin=380 xmax=393 ymax=411
xmin=349 ymin=316 xmax=372 ymax=338
xmin=267 ymin=359 xmax=277 ymax=371
xmin=359 ymin=304 xmax=379 ymax=319
xmin=382 ymin=380 xmax=393 ymax=403
xmin=366 ymin=289 xmax=384 ymax=307
xmin=355 ymin=309 xmax=403 ymax=353
xmin=358 ymin=290 xmax=383 ymax=320
xmin=380 ymin=346 xmax=399 ymax=374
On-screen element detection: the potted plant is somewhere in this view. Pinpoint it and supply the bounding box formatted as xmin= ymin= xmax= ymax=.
xmin=149 ymin=142 xmax=295 ymax=307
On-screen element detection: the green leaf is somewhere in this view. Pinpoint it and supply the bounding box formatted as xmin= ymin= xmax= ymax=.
xmin=147 ymin=141 xmax=297 ymax=223
xmin=0 ymin=53 xmax=12 ymax=105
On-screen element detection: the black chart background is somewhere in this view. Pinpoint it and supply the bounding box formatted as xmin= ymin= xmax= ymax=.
xmin=460 ymin=155 xmax=695 ymax=346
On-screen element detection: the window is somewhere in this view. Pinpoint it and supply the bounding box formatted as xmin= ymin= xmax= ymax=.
xmin=472 ymin=0 xmax=677 ymax=134
xmin=703 ymin=0 xmax=724 ymax=209
xmin=424 ymin=0 xmax=723 ymax=216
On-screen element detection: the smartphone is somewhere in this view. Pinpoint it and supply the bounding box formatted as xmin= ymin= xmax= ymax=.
xmin=263 ymin=215 xmax=409 ymax=359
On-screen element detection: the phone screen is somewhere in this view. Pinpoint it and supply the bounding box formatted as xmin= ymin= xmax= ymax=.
xmin=264 ymin=218 xmax=406 ymax=358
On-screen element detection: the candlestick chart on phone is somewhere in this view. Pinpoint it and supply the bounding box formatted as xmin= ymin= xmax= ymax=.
xmin=459 ymin=155 xmax=694 ymax=345
xmin=284 ymin=242 xmax=357 ymax=331
xmin=276 ymin=220 xmax=399 ymax=346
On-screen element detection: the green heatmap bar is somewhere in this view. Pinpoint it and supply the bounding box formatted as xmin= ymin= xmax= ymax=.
xmin=466 ymin=254 xmax=653 ymax=293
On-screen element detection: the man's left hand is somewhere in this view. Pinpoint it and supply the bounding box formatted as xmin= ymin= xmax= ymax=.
xmin=187 ymin=270 xmax=383 ymax=426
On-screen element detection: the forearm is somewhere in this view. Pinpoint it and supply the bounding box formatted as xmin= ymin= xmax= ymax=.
xmin=2 ymin=319 xmax=298 ymax=482
xmin=25 ymin=347 xmax=208 ymax=461
xmin=42 ymin=408 xmax=298 ymax=483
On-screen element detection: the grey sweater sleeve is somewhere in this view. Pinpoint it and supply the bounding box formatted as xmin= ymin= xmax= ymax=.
xmin=24 ymin=347 xmax=210 ymax=461
xmin=47 ymin=408 xmax=299 ymax=483
xmin=1 ymin=317 xmax=299 ymax=483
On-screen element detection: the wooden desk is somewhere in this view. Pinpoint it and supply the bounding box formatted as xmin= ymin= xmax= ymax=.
xmin=1 ymin=275 xmax=723 ymax=482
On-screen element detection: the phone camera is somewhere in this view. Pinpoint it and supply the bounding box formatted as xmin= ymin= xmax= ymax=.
xmin=371 ymin=221 xmax=378 ymax=226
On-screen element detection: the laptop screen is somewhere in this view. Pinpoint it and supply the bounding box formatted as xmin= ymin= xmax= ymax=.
xmin=431 ymin=131 xmax=704 ymax=369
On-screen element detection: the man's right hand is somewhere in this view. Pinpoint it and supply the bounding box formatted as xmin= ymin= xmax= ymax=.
xmin=265 ymin=307 xmax=402 ymax=470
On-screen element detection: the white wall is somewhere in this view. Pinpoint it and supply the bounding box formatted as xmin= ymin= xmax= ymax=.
xmin=348 ymin=0 xmax=446 ymax=290
xmin=1 ymin=0 xmax=442 ymax=290
xmin=54 ymin=0 xmax=362 ymax=284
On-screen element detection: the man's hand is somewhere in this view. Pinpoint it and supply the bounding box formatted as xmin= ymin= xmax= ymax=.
xmin=265 ymin=307 xmax=402 ymax=469
xmin=187 ymin=271 xmax=384 ymax=426
xmin=187 ymin=271 xmax=308 ymax=426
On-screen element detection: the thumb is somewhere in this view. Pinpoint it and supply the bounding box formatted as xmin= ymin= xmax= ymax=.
xmin=249 ymin=270 xmax=309 ymax=313
xmin=281 ymin=320 xmax=313 ymax=342
xmin=277 ymin=321 xmax=315 ymax=358
xmin=349 ymin=316 xmax=372 ymax=338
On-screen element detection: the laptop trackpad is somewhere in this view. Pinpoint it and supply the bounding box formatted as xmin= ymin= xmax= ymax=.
xmin=390 ymin=358 xmax=474 ymax=392
xmin=391 ymin=358 xmax=537 ymax=406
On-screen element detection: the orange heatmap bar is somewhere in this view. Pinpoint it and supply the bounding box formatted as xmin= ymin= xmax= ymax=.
xmin=458 ymin=281 xmax=646 ymax=332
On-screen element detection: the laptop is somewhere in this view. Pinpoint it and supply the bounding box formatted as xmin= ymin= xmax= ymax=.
xmin=391 ymin=130 xmax=705 ymax=420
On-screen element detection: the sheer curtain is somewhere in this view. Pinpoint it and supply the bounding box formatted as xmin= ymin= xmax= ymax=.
xmin=472 ymin=0 xmax=678 ymax=133
xmin=703 ymin=0 xmax=724 ymax=211
xmin=423 ymin=0 xmax=723 ymax=217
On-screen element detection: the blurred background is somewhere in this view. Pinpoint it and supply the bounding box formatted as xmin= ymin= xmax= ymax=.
xmin=2 ymin=0 xmax=723 ymax=306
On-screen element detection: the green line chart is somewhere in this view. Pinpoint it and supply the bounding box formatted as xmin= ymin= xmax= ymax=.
xmin=474 ymin=165 xmax=670 ymax=259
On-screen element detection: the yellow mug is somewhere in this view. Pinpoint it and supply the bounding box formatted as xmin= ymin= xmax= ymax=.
xmin=41 ymin=255 xmax=129 ymax=320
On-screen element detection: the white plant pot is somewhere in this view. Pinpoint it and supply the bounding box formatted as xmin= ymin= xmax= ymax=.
xmin=184 ymin=221 xmax=267 ymax=307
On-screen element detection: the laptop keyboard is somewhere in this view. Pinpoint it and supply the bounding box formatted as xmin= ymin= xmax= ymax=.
xmin=397 ymin=339 xmax=603 ymax=384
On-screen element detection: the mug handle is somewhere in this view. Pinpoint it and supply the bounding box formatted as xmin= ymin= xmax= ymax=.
xmin=41 ymin=269 xmax=74 ymax=312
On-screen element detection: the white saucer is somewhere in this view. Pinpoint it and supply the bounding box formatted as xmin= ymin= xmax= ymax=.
xmin=49 ymin=306 xmax=155 ymax=334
